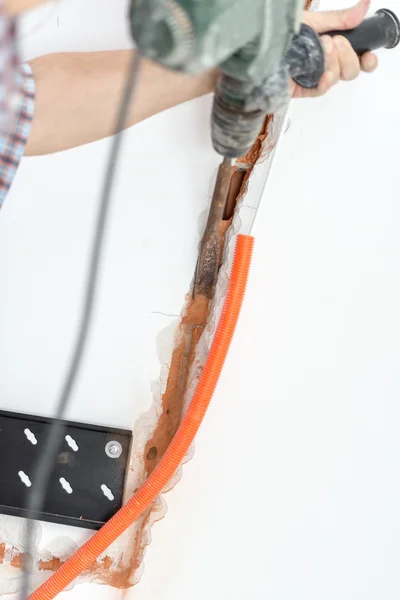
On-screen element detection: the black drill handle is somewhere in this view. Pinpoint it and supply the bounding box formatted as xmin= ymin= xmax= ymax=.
xmin=328 ymin=9 xmax=400 ymax=54
xmin=290 ymin=8 xmax=400 ymax=89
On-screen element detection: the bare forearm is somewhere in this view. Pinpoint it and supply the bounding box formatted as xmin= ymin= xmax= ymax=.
xmin=5 ymin=0 xmax=44 ymax=15
xmin=26 ymin=50 xmax=219 ymax=156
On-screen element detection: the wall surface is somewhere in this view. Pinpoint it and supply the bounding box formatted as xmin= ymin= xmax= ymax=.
xmin=0 ymin=0 xmax=225 ymax=593
xmin=0 ymin=0 xmax=400 ymax=598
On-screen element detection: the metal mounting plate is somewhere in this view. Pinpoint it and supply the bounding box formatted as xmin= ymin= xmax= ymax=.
xmin=0 ymin=410 xmax=132 ymax=530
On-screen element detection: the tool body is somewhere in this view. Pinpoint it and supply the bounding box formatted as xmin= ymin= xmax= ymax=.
xmin=130 ymin=0 xmax=304 ymax=81
xmin=131 ymin=3 xmax=400 ymax=159
xmin=131 ymin=2 xmax=400 ymax=300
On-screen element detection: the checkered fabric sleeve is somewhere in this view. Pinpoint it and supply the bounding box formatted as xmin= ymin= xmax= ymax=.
xmin=0 ymin=63 xmax=35 ymax=208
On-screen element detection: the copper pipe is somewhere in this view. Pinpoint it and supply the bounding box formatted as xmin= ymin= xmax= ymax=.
xmin=194 ymin=157 xmax=232 ymax=299
xmin=223 ymin=168 xmax=246 ymax=220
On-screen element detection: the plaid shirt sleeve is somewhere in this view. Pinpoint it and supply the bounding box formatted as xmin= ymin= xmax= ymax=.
xmin=0 ymin=62 xmax=35 ymax=208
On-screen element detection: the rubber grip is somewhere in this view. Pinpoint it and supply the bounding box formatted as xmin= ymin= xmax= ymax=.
xmin=291 ymin=8 xmax=400 ymax=89
xmin=327 ymin=9 xmax=400 ymax=55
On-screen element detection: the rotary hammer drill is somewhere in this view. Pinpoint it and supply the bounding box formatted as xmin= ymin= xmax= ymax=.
xmin=129 ymin=1 xmax=399 ymax=159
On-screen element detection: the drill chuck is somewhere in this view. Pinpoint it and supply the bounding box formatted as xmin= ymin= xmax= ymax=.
xmin=212 ymin=79 xmax=266 ymax=159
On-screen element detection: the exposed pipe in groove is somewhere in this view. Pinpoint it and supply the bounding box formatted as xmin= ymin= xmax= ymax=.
xmin=194 ymin=157 xmax=232 ymax=299
xmin=223 ymin=168 xmax=246 ymax=220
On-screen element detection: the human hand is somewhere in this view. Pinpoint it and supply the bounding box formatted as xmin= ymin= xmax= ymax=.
xmin=291 ymin=0 xmax=378 ymax=98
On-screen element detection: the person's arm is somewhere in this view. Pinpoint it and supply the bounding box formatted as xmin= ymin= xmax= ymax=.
xmin=26 ymin=51 xmax=219 ymax=155
xmin=25 ymin=0 xmax=378 ymax=156
xmin=5 ymin=0 xmax=45 ymax=15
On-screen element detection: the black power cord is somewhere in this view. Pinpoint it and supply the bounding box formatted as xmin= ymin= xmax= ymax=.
xmin=20 ymin=50 xmax=142 ymax=599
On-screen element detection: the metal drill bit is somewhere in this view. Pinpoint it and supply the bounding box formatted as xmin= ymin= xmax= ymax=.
xmin=194 ymin=157 xmax=232 ymax=299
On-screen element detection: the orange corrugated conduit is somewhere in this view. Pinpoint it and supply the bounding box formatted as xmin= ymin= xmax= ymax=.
xmin=29 ymin=234 xmax=254 ymax=600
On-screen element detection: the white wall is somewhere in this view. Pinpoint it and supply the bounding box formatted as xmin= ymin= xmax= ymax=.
xmin=1 ymin=0 xmax=400 ymax=598
xmin=0 ymin=0 xmax=223 ymax=594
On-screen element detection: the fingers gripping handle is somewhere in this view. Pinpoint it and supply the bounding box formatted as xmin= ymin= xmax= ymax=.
xmin=329 ymin=9 xmax=400 ymax=54
xmin=290 ymin=8 xmax=400 ymax=89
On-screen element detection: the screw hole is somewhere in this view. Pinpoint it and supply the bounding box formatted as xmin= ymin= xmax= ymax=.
xmin=146 ymin=446 xmax=158 ymax=461
xmin=59 ymin=477 xmax=73 ymax=494
xmin=65 ymin=435 xmax=79 ymax=452
xmin=18 ymin=471 xmax=32 ymax=487
xmin=101 ymin=484 xmax=114 ymax=501
xmin=24 ymin=428 xmax=37 ymax=445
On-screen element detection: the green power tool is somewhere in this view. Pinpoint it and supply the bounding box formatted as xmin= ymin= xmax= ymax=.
xmin=130 ymin=0 xmax=304 ymax=157
xmin=129 ymin=1 xmax=400 ymax=159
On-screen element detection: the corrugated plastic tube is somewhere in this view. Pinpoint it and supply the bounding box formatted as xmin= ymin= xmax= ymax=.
xmin=29 ymin=233 xmax=255 ymax=600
